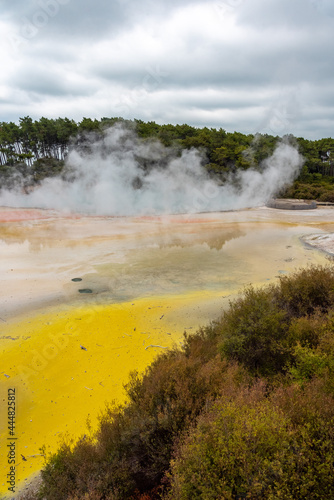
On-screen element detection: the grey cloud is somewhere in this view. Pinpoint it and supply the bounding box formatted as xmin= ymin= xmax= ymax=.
xmin=4 ymin=0 xmax=205 ymax=41
xmin=236 ymin=0 xmax=330 ymax=29
xmin=8 ymin=68 xmax=95 ymax=97
xmin=1 ymin=0 xmax=334 ymax=139
xmin=308 ymin=0 xmax=334 ymax=18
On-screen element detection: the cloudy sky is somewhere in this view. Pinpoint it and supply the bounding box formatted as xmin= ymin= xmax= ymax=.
xmin=1 ymin=0 xmax=334 ymax=139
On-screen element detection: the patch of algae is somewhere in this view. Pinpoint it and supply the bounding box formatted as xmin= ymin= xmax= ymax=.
xmin=0 ymin=290 xmax=226 ymax=497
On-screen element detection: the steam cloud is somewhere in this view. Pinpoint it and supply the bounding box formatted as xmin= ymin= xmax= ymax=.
xmin=0 ymin=125 xmax=303 ymax=215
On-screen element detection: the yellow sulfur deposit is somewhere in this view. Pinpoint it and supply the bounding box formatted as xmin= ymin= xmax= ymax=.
xmin=1 ymin=206 xmax=334 ymax=497
xmin=0 ymin=290 xmax=226 ymax=496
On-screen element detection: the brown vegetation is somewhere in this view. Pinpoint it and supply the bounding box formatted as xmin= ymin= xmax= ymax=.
xmin=23 ymin=264 xmax=334 ymax=499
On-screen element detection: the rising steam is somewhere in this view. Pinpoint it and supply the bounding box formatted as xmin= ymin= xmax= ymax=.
xmin=0 ymin=125 xmax=303 ymax=215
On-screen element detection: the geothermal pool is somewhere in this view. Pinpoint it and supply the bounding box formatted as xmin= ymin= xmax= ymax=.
xmin=1 ymin=205 xmax=334 ymax=497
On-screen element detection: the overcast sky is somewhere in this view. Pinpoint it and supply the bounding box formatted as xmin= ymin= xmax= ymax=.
xmin=1 ymin=0 xmax=334 ymax=139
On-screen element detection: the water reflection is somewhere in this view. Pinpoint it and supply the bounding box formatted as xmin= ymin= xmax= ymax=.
xmin=1 ymin=208 xmax=334 ymax=319
xmin=76 ymin=223 xmax=327 ymax=303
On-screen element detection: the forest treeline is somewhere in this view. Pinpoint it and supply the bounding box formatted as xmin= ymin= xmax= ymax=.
xmin=22 ymin=264 xmax=334 ymax=499
xmin=1 ymin=116 xmax=334 ymax=199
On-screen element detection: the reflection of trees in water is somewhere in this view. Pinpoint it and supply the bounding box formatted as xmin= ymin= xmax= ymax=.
xmin=0 ymin=219 xmax=245 ymax=251
xmin=162 ymin=228 xmax=245 ymax=251
xmin=91 ymin=228 xmax=247 ymax=300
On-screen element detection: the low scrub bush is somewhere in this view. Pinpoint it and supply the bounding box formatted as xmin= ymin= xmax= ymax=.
xmin=29 ymin=264 xmax=334 ymax=499
xmin=39 ymin=341 xmax=247 ymax=499
xmin=276 ymin=265 xmax=334 ymax=317
xmin=167 ymin=381 xmax=334 ymax=499
xmin=219 ymin=286 xmax=291 ymax=376
xmin=219 ymin=264 xmax=334 ymax=377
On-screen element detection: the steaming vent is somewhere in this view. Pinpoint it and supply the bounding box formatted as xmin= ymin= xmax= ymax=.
xmin=0 ymin=124 xmax=304 ymax=216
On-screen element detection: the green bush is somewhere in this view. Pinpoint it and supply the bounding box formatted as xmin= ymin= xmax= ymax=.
xmin=40 ymin=438 xmax=101 ymax=500
xmin=167 ymin=383 xmax=334 ymax=499
xmin=30 ymin=265 xmax=334 ymax=499
xmin=218 ymin=265 xmax=334 ymax=377
xmin=39 ymin=339 xmax=247 ymax=499
xmin=287 ymin=314 xmax=324 ymax=348
xmin=281 ymin=177 xmax=334 ymax=202
xmin=288 ymin=343 xmax=329 ymax=384
xmin=219 ymin=286 xmax=291 ymax=376
xmin=276 ymin=265 xmax=334 ymax=317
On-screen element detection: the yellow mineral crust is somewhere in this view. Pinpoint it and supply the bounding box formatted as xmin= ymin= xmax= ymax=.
xmin=0 ymin=290 xmax=225 ymax=495
xmin=2 ymin=206 xmax=334 ymax=496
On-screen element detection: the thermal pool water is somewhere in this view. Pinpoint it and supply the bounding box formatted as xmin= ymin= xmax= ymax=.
xmin=1 ymin=205 xmax=334 ymax=497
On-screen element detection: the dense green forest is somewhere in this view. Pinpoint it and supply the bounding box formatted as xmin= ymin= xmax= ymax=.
xmin=1 ymin=116 xmax=334 ymax=200
xmin=20 ymin=264 xmax=334 ymax=500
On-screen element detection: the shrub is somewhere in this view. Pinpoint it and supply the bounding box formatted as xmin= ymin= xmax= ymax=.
xmin=288 ymin=343 xmax=329 ymax=384
xmin=32 ymin=157 xmax=64 ymax=182
xmin=40 ymin=437 xmax=100 ymax=500
xmin=276 ymin=265 xmax=334 ymax=318
xmin=319 ymin=191 xmax=334 ymax=202
xmin=167 ymin=382 xmax=334 ymax=499
xmin=219 ymin=286 xmax=292 ymax=376
xmin=30 ymin=265 xmax=334 ymax=499
xmin=167 ymin=396 xmax=291 ymax=499
xmin=219 ymin=265 xmax=334 ymax=377
xmin=286 ymin=314 xmax=324 ymax=348
xmin=39 ymin=337 xmax=247 ymax=499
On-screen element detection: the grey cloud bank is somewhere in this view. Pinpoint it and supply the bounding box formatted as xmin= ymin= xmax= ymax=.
xmin=1 ymin=0 xmax=334 ymax=139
